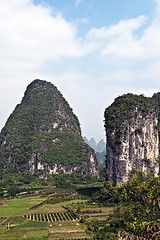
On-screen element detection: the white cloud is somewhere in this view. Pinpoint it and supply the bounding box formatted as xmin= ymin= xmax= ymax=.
xmin=87 ymin=16 xmax=147 ymax=40
xmin=75 ymin=0 xmax=83 ymax=7
xmin=87 ymin=15 xmax=147 ymax=61
xmin=86 ymin=6 xmax=160 ymax=64
xmin=0 ymin=0 xmax=93 ymax=77
xmin=0 ymin=0 xmax=90 ymax=129
xmin=155 ymin=0 xmax=160 ymax=14
xmin=1 ymin=0 xmax=160 ymax=140
xmin=133 ymin=88 xmax=159 ymax=97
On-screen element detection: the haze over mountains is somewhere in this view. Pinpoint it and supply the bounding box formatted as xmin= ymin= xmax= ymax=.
xmin=83 ymin=137 xmax=106 ymax=166
xmin=83 ymin=137 xmax=105 ymax=153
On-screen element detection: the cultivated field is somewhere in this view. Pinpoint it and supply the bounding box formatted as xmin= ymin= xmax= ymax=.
xmin=0 ymin=187 xmax=114 ymax=239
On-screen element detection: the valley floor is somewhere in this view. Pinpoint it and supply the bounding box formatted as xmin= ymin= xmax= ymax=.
xmin=0 ymin=185 xmax=114 ymax=240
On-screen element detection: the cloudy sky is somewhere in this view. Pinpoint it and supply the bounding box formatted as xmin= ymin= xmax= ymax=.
xmin=0 ymin=0 xmax=160 ymax=142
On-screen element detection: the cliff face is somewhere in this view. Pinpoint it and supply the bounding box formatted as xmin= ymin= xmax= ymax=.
xmin=104 ymin=94 xmax=159 ymax=185
xmin=0 ymin=79 xmax=99 ymax=177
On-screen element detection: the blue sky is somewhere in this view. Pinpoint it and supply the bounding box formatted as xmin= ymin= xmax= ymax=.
xmin=34 ymin=0 xmax=156 ymax=40
xmin=0 ymin=0 xmax=160 ymax=141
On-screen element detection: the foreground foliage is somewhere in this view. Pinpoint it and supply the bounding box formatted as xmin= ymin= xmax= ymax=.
xmin=120 ymin=222 xmax=160 ymax=239
xmin=97 ymin=170 xmax=160 ymax=239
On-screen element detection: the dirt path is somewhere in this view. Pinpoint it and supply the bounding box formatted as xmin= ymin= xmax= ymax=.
xmin=23 ymin=233 xmax=27 ymax=239
xmin=0 ymin=217 xmax=11 ymax=226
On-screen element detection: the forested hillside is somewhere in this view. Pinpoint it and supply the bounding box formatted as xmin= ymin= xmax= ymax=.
xmin=0 ymin=79 xmax=99 ymax=177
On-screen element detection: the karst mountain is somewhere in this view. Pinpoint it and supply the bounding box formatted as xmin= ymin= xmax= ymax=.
xmin=0 ymin=79 xmax=99 ymax=177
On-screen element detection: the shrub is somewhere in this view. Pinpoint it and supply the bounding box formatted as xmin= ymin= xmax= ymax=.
xmin=79 ymin=217 xmax=85 ymax=223
xmin=57 ymin=213 xmax=62 ymax=221
xmin=54 ymin=213 xmax=59 ymax=221
xmin=64 ymin=212 xmax=69 ymax=220
xmin=67 ymin=212 xmax=73 ymax=220
xmin=41 ymin=213 xmax=44 ymax=221
xmin=44 ymin=213 xmax=48 ymax=221
xmin=38 ymin=213 xmax=41 ymax=221
xmin=61 ymin=213 xmax=66 ymax=221
xmin=51 ymin=213 xmax=55 ymax=221
xmin=34 ymin=214 xmax=37 ymax=221
xmin=47 ymin=214 xmax=50 ymax=222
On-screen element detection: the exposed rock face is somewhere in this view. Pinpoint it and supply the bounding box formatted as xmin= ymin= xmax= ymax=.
xmin=0 ymin=79 xmax=99 ymax=177
xmin=104 ymin=93 xmax=159 ymax=185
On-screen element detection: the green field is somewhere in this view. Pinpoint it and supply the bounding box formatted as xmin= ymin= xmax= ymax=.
xmin=0 ymin=197 xmax=46 ymax=217
xmin=0 ymin=187 xmax=114 ymax=240
xmin=0 ymin=171 xmax=159 ymax=239
xmin=53 ymin=199 xmax=87 ymax=207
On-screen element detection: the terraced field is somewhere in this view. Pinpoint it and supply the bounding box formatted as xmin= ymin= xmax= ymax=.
xmin=0 ymin=197 xmax=89 ymax=239
xmin=0 ymin=187 xmax=114 ymax=239
xmin=24 ymin=211 xmax=78 ymax=222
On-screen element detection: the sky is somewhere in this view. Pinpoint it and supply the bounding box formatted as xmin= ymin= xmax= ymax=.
xmin=1 ymin=0 xmax=160 ymax=142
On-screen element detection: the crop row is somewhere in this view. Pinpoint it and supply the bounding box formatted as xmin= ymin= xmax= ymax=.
xmin=24 ymin=211 xmax=78 ymax=222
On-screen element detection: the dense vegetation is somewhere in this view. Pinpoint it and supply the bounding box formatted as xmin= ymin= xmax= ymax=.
xmin=1 ymin=84 xmax=160 ymax=239
xmin=96 ymin=170 xmax=160 ymax=239
xmin=104 ymin=93 xmax=157 ymax=153
xmin=0 ymin=79 xmax=97 ymax=175
xmin=0 ymin=169 xmax=159 ymax=239
xmin=0 ymin=171 xmax=104 ymax=198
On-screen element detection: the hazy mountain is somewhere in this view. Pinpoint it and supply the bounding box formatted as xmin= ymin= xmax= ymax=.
xmin=83 ymin=137 xmax=106 ymax=166
xmin=96 ymin=139 xmax=106 ymax=153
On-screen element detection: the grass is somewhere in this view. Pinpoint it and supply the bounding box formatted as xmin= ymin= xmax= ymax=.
xmin=0 ymin=185 xmax=114 ymax=240
xmin=21 ymin=220 xmax=48 ymax=227
xmin=80 ymin=207 xmax=114 ymax=215
xmin=0 ymin=217 xmax=90 ymax=240
xmin=53 ymin=199 xmax=86 ymax=207
xmin=48 ymin=232 xmax=88 ymax=239
xmin=0 ymin=197 xmax=46 ymax=217
xmin=26 ymin=230 xmax=48 ymax=238
xmin=48 ymin=221 xmax=90 ymax=239
xmin=0 ymin=232 xmax=24 ymax=240
xmin=38 ymin=204 xmax=65 ymax=213
xmin=79 ymin=207 xmax=114 ymax=221
xmin=0 ymin=199 xmax=30 ymax=217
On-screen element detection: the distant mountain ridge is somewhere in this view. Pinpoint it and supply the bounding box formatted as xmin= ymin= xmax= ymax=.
xmin=83 ymin=137 xmax=105 ymax=153
xmin=83 ymin=137 xmax=106 ymax=166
